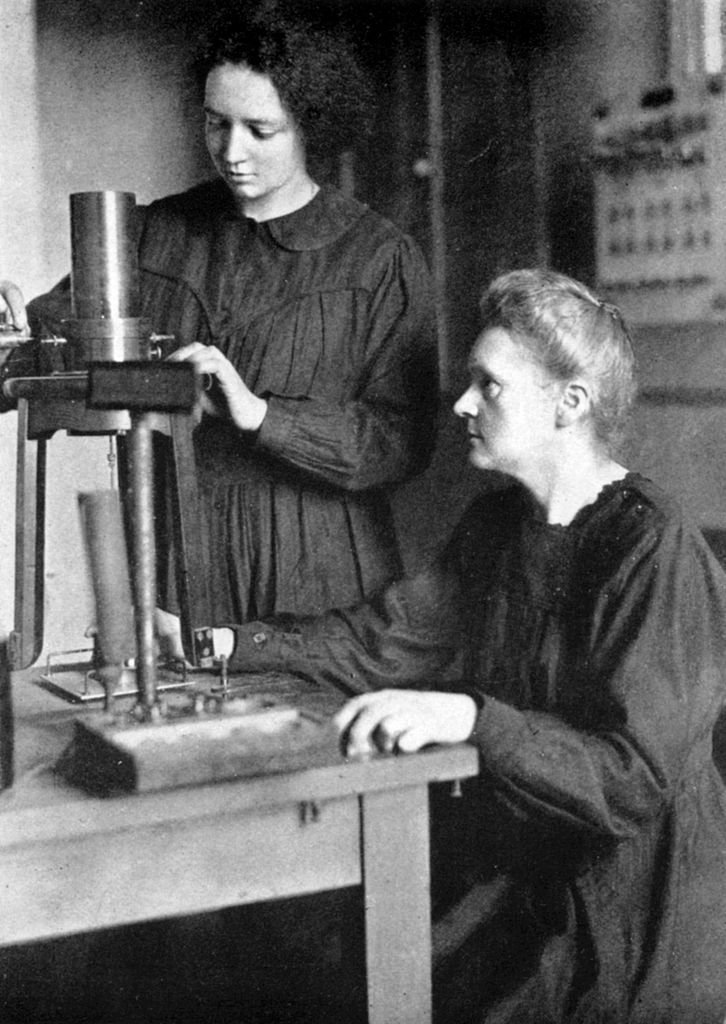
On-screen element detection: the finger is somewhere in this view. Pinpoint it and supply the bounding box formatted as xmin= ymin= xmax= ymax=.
xmin=345 ymin=703 xmax=401 ymax=757
xmin=395 ymin=724 xmax=429 ymax=753
xmin=374 ymin=710 xmax=431 ymax=754
xmin=0 ymin=280 xmax=28 ymax=331
xmin=339 ymin=707 xmax=381 ymax=757
xmin=166 ymin=342 xmax=206 ymax=362
xmin=373 ymin=715 xmax=407 ymax=754
xmin=171 ymin=349 xmax=235 ymax=391
xmin=333 ymin=694 xmax=377 ymax=734
xmin=333 ymin=691 xmax=399 ymax=738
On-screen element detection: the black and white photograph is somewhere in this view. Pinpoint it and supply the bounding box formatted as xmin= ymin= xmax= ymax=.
xmin=1 ymin=1 xmax=726 ymax=1021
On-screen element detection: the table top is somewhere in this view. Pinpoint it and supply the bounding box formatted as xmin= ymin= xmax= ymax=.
xmin=1 ymin=667 xmax=480 ymax=846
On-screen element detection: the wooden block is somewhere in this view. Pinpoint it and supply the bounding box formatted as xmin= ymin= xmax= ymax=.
xmin=58 ymin=701 xmax=343 ymax=795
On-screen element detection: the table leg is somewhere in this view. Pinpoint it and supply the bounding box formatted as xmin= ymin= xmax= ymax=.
xmin=360 ymin=782 xmax=432 ymax=1024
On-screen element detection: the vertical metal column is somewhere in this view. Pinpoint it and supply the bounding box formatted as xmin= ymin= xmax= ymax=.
xmin=10 ymin=399 xmax=46 ymax=671
xmin=668 ymin=0 xmax=706 ymax=82
xmin=0 ymin=639 xmax=14 ymax=790
xmin=127 ymin=412 xmax=158 ymax=713
xmin=426 ymin=0 xmax=449 ymax=390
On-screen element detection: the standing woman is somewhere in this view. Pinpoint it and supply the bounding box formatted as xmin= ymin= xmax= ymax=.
xmin=225 ymin=269 xmax=726 ymax=1022
xmin=151 ymin=2 xmax=438 ymax=624
xmin=3 ymin=1 xmax=438 ymax=626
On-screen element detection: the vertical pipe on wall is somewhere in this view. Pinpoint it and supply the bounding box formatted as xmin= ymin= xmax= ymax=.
xmin=392 ymin=21 xmax=414 ymax=230
xmin=528 ymin=65 xmax=551 ymax=271
xmin=425 ymin=0 xmax=449 ymax=390
xmin=703 ymin=0 xmax=723 ymax=74
xmin=668 ymin=0 xmax=705 ymax=82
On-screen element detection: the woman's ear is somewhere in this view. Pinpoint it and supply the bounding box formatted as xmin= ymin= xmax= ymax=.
xmin=555 ymin=380 xmax=591 ymax=428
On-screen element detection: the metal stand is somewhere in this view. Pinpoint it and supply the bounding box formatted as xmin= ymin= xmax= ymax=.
xmin=7 ymin=364 xmax=204 ymax=682
xmin=4 ymin=191 xmax=212 ymax=711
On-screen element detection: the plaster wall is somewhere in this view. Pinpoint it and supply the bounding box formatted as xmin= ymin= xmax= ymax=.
xmin=1 ymin=0 xmax=719 ymax=648
xmin=0 ymin=0 xmax=208 ymax=647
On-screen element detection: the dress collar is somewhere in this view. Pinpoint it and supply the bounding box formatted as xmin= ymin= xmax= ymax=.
xmin=214 ymin=179 xmax=368 ymax=251
xmin=261 ymin=184 xmax=369 ymax=252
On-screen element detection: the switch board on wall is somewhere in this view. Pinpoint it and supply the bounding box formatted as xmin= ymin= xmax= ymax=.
xmin=593 ymin=81 xmax=726 ymax=325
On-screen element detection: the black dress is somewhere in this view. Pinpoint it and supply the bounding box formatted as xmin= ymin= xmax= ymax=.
xmin=227 ymin=472 xmax=726 ymax=1023
xmin=139 ymin=180 xmax=438 ymax=621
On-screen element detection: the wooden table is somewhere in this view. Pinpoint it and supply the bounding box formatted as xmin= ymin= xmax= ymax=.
xmin=0 ymin=670 xmax=478 ymax=1024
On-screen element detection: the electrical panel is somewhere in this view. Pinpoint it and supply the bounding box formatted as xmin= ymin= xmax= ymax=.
xmin=593 ymin=82 xmax=726 ymax=325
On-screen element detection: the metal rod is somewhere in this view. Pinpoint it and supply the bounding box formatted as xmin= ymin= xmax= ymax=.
xmin=127 ymin=412 xmax=158 ymax=713
xmin=3 ymin=374 xmax=88 ymax=402
xmin=11 ymin=399 xmax=46 ymax=671
xmin=0 ymin=640 xmax=14 ymax=790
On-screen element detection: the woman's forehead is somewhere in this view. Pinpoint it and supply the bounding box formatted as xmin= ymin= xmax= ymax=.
xmin=204 ymin=62 xmax=288 ymax=122
xmin=469 ymin=327 xmax=540 ymax=375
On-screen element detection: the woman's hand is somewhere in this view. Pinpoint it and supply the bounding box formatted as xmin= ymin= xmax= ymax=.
xmin=154 ymin=607 xmax=235 ymax=665
xmin=154 ymin=607 xmax=187 ymax=663
xmin=333 ymin=689 xmax=478 ymax=758
xmin=0 ymin=280 xmax=28 ymax=331
xmin=168 ymin=342 xmax=268 ymax=431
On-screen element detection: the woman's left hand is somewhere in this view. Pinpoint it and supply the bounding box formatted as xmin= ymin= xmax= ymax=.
xmin=168 ymin=342 xmax=268 ymax=431
xmin=333 ymin=689 xmax=478 ymax=758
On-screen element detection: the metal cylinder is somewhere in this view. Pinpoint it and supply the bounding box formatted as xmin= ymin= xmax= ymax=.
xmin=66 ymin=191 xmax=150 ymax=365
xmin=127 ymin=412 xmax=159 ymax=713
xmin=78 ymin=490 xmax=136 ymax=672
xmin=70 ymin=191 xmax=139 ymax=319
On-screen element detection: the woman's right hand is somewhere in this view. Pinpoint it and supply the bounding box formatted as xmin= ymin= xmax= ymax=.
xmin=0 ymin=281 xmax=28 ymax=332
xmin=168 ymin=342 xmax=268 ymax=432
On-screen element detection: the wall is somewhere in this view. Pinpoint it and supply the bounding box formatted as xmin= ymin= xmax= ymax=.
xmin=535 ymin=0 xmax=668 ymax=281
xmin=2 ymin=0 xmax=718 ymax=649
xmin=395 ymin=0 xmax=675 ymax=566
xmin=0 ymin=2 xmax=41 ymax=644
xmin=533 ymin=0 xmax=726 ymax=536
xmin=0 ymin=0 xmax=209 ymax=648
xmin=396 ymin=0 xmax=726 ymax=566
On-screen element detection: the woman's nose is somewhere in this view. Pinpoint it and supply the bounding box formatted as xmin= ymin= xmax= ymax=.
xmin=453 ymin=386 xmax=477 ymax=419
xmin=222 ymin=124 xmax=249 ymax=165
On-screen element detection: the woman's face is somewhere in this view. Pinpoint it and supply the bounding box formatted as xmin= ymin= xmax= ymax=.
xmin=204 ymin=62 xmax=309 ymax=219
xmin=454 ymin=327 xmax=563 ymax=480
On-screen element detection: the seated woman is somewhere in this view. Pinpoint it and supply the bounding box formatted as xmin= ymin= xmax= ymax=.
xmin=161 ymin=268 xmax=726 ymax=1023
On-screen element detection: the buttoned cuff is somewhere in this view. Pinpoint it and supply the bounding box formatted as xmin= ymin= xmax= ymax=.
xmin=255 ymin=396 xmax=296 ymax=454
xmin=226 ymin=621 xmax=305 ymax=674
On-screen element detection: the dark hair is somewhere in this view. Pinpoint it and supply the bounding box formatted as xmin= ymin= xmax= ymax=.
xmin=479 ymin=268 xmax=637 ymax=451
xmin=194 ymin=2 xmax=374 ymax=158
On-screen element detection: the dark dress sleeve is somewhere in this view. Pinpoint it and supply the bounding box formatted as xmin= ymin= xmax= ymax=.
xmin=471 ymin=514 xmax=726 ymax=842
xmin=224 ymin=556 xmax=466 ymax=696
xmin=254 ymin=237 xmax=439 ymax=491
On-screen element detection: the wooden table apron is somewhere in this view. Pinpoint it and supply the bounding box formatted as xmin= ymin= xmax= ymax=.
xmin=0 ymin=674 xmax=478 ymax=1024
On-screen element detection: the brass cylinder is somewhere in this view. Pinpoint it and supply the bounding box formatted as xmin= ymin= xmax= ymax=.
xmin=67 ymin=191 xmax=150 ymax=364
xmin=70 ymin=191 xmax=139 ymax=319
xmin=78 ymin=490 xmax=135 ymax=670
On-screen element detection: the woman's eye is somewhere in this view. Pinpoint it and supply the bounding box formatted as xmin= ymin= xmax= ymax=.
xmin=250 ymin=125 xmax=279 ymax=140
xmin=480 ymin=378 xmax=500 ymax=398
